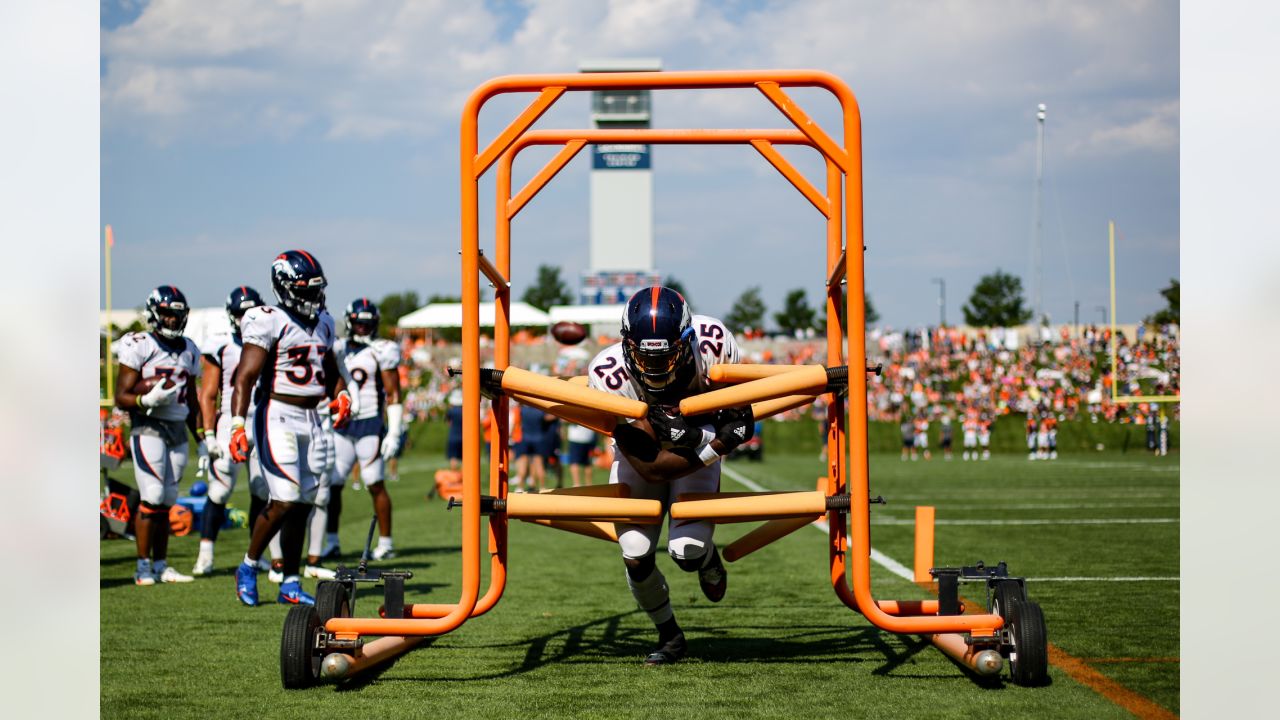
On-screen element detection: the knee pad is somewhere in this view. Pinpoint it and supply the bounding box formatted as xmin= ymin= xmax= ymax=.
xmin=624 ymin=553 xmax=656 ymax=582
xmin=672 ymin=554 xmax=704 ymax=573
xmin=207 ymin=468 xmax=234 ymax=504
xmin=667 ymin=536 xmax=710 ymax=565
xmin=618 ymin=531 xmax=654 ymax=561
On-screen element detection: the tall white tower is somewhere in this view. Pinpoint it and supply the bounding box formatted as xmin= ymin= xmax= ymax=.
xmin=578 ymin=58 xmax=661 ymax=304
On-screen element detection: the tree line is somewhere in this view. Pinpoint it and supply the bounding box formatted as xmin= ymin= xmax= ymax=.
xmin=373 ymin=265 xmax=1179 ymax=337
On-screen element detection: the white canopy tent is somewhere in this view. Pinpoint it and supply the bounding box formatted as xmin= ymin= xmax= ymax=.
xmin=396 ymin=302 xmax=551 ymax=329
xmin=547 ymin=303 xmax=625 ymax=338
xmin=547 ymin=304 xmax=625 ymax=325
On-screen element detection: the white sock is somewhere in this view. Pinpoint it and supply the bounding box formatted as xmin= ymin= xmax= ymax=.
xmin=378 ymin=536 xmax=394 ymax=549
xmin=199 ymin=539 xmax=214 ymax=553
xmin=625 ymin=566 xmax=673 ymax=624
xmin=243 ymin=553 xmax=256 ymax=567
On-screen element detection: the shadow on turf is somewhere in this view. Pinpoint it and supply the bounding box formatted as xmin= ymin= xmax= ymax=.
xmin=331 ymin=611 xmax=1009 ymax=686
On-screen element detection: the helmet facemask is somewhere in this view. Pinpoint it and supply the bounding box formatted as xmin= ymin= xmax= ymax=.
xmin=624 ymin=328 xmax=696 ymax=399
xmin=347 ymin=311 xmax=378 ymax=342
xmin=152 ymin=306 xmax=188 ymax=339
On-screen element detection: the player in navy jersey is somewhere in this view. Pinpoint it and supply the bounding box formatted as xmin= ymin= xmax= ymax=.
xmin=587 ymin=287 xmax=753 ymax=665
xmin=227 ymin=250 xmax=358 ymax=606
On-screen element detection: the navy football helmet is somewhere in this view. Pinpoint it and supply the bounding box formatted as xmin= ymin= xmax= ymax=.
xmin=225 ymin=286 xmax=265 ymax=333
xmin=621 ymin=286 xmax=696 ymax=400
xmin=345 ymin=297 xmax=379 ymax=341
xmin=145 ymin=285 xmax=189 ymax=340
xmin=270 ymin=250 xmax=327 ymax=319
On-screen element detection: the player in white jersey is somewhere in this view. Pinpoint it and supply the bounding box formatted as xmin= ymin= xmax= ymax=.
xmin=228 ymin=250 xmax=359 ymax=607
xmin=113 ymin=286 xmax=203 ymax=586
xmin=587 ymin=287 xmax=753 ymax=666
xmin=309 ymin=297 xmax=404 ymax=566
xmin=190 ymin=286 xmax=284 ymax=576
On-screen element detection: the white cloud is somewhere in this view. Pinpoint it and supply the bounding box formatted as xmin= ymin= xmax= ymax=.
xmin=1073 ymin=100 xmax=1180 ymax=154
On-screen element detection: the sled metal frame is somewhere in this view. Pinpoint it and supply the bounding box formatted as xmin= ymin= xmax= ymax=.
xmin=320 ymin=70 xmax=1004 ymax=676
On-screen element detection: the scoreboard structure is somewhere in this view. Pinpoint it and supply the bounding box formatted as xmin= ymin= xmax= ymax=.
xmin=578 ymin=58 xmax=660 ymax=304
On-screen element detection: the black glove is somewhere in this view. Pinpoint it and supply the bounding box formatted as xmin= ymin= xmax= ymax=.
xmin=648 ymin=404 xmax=703 ymax=449
xmin=713 ymin=406 xmax=755 ymax=452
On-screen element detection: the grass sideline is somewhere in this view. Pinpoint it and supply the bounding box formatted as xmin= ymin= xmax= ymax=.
xmin=100 ymin=448 xmax=1178 ymax=719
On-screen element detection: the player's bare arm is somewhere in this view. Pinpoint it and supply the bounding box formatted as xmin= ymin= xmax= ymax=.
xmin=198 ymin=357 xmax=221 ymax=434
xmin=381 ymin=365 xmax=401 ymax=405
xmin=114 ymin=364 xmax=143 ymax=409
xmin=231 ymin=343 xmax=267 ymax=419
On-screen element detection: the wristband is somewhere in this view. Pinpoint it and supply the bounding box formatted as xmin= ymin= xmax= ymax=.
xmin=697 ymin=442 xmax=722 ymax=466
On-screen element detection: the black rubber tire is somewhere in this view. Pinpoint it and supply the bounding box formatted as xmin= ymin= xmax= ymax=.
xmin=1006 ymin=599 xmax=1049 ymax=686
xmin=990 ymin=579 xmax=1026 ymax=618
xmin=280 ymin=605 xmax=322 ymax=689
xmin=315 ymin=581 xmax=352 ymax=623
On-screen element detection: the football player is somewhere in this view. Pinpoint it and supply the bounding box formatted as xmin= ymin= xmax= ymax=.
xmin=310 ymin=298 xmax=404 ymax=565
xmin=227 ymin=250 xmax=359 ymax=606
xmin=587 ymin=287 xmax=751 ymax=666
xmin=191 ymin=286 xmax=283 ymax=576
xmin=113 ymin=286 xmax=203 ymax=585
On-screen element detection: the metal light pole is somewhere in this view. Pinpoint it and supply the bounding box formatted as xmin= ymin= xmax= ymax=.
xmin=931 ymin=277 xmax=946 ymax=327
xmin=1033 ymin=103 xmax=1046 ymax=325
xmin=1074 ymin=300 xmax=1080 ymax=338
xmin=1096 ymin=305 xmax=1108 ymax=325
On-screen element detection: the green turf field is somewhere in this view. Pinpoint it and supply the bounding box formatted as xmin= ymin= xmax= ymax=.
xmin=100 ymin=446 xmax=1179 ymax=719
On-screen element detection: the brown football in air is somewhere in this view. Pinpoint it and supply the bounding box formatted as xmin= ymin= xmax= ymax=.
xmin=550 ymin=321 xmax=588 ymax=345
xmin=133 ymin=374 xmax=177 ymax=395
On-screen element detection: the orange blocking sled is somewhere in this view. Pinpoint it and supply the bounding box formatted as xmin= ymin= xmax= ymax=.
xmin=278 ymin=69 xmax=1049 ymax=690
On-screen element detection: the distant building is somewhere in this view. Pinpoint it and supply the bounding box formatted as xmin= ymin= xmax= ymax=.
xmin=578 ymin=58 xmax=660 ymax=304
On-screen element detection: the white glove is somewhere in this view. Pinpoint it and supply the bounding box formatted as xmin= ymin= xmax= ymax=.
xmin=138 ymin=380 xmax=180 ymax=409
xmin=196 ymin=440 xmax=210 ymax=478
xmin=381 ymin=403 xmax=404 ymax=460
xmin=203 ymin=430 xmax=223 ymax=460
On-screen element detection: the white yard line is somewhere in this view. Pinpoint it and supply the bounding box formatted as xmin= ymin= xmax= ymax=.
xmin=1029 ymin=577 xmax=1180 ymax=582
xmin=872 ymin=518 xmax=1178 ymax=526
xmin=718 ymin=463 xmax=1176 ymax=585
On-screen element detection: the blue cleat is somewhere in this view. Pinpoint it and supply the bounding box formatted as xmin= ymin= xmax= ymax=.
xmin=277 ymin=580 xmax=315 ymax=606
xmin=235 ymin=562 xmax=259 ymax=607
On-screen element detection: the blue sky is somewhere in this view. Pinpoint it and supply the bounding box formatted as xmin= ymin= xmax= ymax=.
xmin=100 ymin=0 xmax=1178 ymax=327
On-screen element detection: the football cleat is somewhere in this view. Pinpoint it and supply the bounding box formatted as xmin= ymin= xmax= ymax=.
xmin=192 ymin=554 xmax=215 ymax=576
xmin=236 ymin=562 xmax=259 ymax=606
xmin=158 ymin=566 xmax=195 ymax=583
xmin=643 ymin=632 xmax=688 ymax=666
xmin=371 ymin=545 xmax=396 ymax=561
xmin=268 ymin=559 xmax=285 ymax=584
xmin=277 ymin=580 xmax=316 ymax=606
xmin=697 ymin=550 xmax=727 ymax=603
xmin=304 ymin=565 xmax=337 ymax=580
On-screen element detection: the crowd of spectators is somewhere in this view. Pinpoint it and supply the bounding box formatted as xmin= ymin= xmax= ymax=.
xmin=393 ymin=322 xmax=1180 ymax=433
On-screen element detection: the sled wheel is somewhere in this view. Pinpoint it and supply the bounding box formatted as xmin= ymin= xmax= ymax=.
xmin=281 ymin=604 xmax=323 ymax=689
xmin=990 ymin=579 xmax=1026 ymax=618
xmin=316 ymin=581 xmax=352 ymax=623
xmin=1006 ymin=598 xmax=1049 ymax=686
